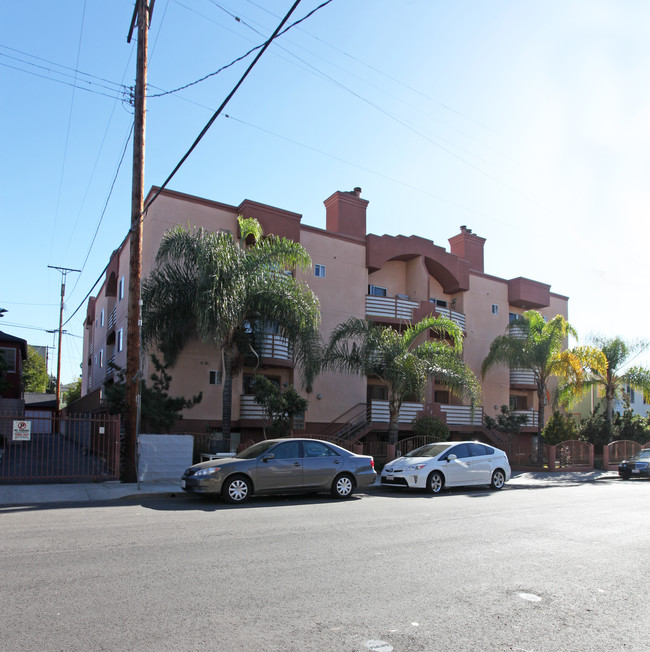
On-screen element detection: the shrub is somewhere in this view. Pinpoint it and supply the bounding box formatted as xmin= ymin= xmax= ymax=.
xmin=412 ymin=414 xmax=450 ymax=441
xmin=541 ymin=411 xmax=578 ymax=446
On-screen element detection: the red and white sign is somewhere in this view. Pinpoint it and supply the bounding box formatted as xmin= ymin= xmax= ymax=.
xmin=13 ymin=420 xmax=31 ymax=441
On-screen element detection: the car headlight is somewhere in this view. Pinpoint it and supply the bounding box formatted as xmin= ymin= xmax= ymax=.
xmin=194 ymin=466 xmax=221 ymax=477
xmin=407 ymin=463 xmax=427 ymax=471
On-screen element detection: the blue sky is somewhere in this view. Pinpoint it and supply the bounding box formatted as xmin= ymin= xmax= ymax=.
xmin=2 ymin=0 xmax=650 ymax=384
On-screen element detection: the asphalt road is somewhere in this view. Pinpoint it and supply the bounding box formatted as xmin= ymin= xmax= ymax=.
xmin=1 ymin=477 xmax=648 ymax=651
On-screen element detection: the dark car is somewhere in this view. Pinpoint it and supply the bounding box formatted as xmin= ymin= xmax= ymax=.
xmin=618 ymin=448 xmax=650 ymax=480
xmin=181 ymin=438 xmax=376 ymax=504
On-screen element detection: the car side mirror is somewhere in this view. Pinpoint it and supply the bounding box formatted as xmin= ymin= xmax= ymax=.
xmin=263 ymin=454 xmax=275 ymax=462
xmin=447 ymin=454 xmax=457 ymax=462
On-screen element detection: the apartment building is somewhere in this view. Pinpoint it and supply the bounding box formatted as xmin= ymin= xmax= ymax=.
xmin=81 ymin=186 xmax=568 ymax=455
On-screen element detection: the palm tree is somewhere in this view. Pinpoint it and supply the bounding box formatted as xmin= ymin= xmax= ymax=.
xmin=324 ymin=315 xmax=481 ymax=446
xmin=141 ymin=218 xmax=321 ymax=438
xmin=561 ymin=336 xmax=650 ymax=422
xmin=481 ymin=310 xmax=598 ymax=433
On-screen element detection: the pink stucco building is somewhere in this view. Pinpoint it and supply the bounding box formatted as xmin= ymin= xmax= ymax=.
xmin=81 ymin=186 xmax=568 ymax=459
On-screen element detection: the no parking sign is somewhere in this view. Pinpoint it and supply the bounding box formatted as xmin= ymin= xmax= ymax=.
xmin=13 ymin=420 xmax=31 ymax=441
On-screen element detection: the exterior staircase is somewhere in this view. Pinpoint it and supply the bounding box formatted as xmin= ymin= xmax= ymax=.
xmin=314 ymin=403 xmax=372 ymax=444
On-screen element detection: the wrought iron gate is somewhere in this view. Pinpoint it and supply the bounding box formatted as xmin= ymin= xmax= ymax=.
xmin=0 ymin=411 xmax=120 ymax=483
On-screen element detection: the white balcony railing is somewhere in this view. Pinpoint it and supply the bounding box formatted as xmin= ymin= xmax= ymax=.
xmin=107 ymin=307 xmax=117 ymax=331
xmin=435 ymin=307 xmax=466 ymax=331
xmin=239 ymin=395 xmax=266 ymax=420
xmin=370 ymin=400 xmax=423 ymax=423
xmin=366 ymin=296 xmax=419 ymax=320
xmin=510 ymin=368 xmax=536 ymax=385
xmin=257 ymin=334 xmax=292 ymax=361
xmin=440 ymin=404 xmax=484 ymax=426
xmin=512 ymin=409 xmax=538 ymax=428
xmin=366 ymin=295 xmax=466 ymax=330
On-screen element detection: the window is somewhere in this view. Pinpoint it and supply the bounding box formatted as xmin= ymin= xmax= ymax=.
xmin=0 ymin=347 xmax=16 ymax=373
xmin=100 ymin=309 xmax=105 ymax=327
xmin=469 ymin=443 xmax=494 ymax=457
xmin=314 ymin=264 xmax=326 ymax=278
xmin=367 ymin=385 xmax=388 ymax=401
xmin=434 ymin=390 xmax=450 ymax=403
xmin=429 ymin=298 xmax=448 ymax=308
xmin=243 ymin=374 xmax=280 ymax=394
xmin=442 ymin=443 xmax=470 ymax=460
xmin=491 ymin=304 xmax=499 ymax=315
xmin=99 ymin=349 xmax=104 ymax=368
xmin=118 ymin=276 xmax=125 ymax=301
xmin=209 ymin=370 xmax=222 ymax=385
xmin=368 ymin=284 xmax=387 ymax=297
xmin=117 ymin=329 xmax=124 ymax=353
xmin=271 ymin=441 xmax=301 ymax=459
xmin=304 ymin=441 xmax=339 ymax=458
xmin=509 ymin=312 xmax=520 ymax=323
xmin=509 ymin=395 xmax=527 ymax=410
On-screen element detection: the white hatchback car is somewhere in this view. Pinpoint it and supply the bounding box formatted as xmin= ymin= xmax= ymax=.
xmin=381 ymin=441 xmax=511 ymax=494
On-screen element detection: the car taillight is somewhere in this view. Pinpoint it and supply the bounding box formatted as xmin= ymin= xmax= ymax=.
xmin=370 ymin=458 xmax=375 ymax=469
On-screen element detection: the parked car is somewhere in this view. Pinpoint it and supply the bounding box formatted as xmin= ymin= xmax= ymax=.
xmin=181 ymin=438 xmax=376 ymax=504
xmin=381 ymin=441 xmax=511 ymax=494
xmin=618 ymin=448 xmax=650 ymax=480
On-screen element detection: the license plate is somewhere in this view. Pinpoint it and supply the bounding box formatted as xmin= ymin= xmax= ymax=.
xmin=385 ymin=474 xmax=394 ymax=480
xmin=181 ymin=479 xmax=186 ymax=488
xmin=632 ymin=469 xmax=640 ymax=474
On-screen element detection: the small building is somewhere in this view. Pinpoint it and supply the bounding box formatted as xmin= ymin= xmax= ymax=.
xmin=0 ymin=330 xmax=28 ymax=401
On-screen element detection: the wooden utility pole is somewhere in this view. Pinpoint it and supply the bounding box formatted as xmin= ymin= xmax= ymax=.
xmin=47 ymin=265 xmax=80 ymax=411
xmin=123 ymin=0 xmax=152 ymax=482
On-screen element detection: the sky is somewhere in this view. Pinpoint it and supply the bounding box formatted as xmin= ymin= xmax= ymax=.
xmin=2 ymin=0 xmax=650 ymax=385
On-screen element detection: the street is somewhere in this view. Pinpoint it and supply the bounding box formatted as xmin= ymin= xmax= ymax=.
xmin=1 ymin=477 xmax=648 ymax=651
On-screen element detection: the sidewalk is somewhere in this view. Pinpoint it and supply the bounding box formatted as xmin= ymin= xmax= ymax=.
xmin=509 ymin=470 xmax=619 ymax=487
xmin=0 ymin=471 xmax=620 ymax=507
xmin=0 ymin=480 xmax=182 ymax=507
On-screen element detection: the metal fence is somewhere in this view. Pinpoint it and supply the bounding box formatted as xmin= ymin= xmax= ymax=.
xmin=554 ymin=440 xmax=592 ymax=469
xmin=0 ymin=411 xmax=120 ymax=483
xmin=395 ymin=435 xmax=444 ymax=457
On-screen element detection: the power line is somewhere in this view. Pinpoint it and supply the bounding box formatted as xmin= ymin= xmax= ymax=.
xmin=142 ymin=0 xmax=308 ymax=214
xmin=0 ymin=61 xmax=126 ymax=101
xmin=69 ymin=123 xmax=134 ymax=295
xmin=0 ymin=43 xmax=129 ymax=90
xmin=148 ymin=0 xmax=333 ymax=98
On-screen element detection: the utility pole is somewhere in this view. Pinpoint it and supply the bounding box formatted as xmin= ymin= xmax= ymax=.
xmin=123 ymin=0 xmax=153 ymax=482
xmin=47 ymin=265 xmax=80 ymax=411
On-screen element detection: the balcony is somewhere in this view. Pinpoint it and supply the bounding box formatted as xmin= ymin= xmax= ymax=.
xmin=258 ymin=334 xmax=292 ymax=361
xmin=366 ymin=295 xmax=419 ymax=320
xmin=370 ymin=400 xmax=423 ymax=423
xmin=366 ymin=296 xmax=466 ymax=330
xmin=107 ymin=307 xmax=117 ymax=331
xmin=440 ymin=404 xmax=484 ymax=426
xmin=512 ymin=409 xmax=538 ymax=428
xmin=434 ymin=307 xmax=466 ymax=331
xmin=239 ymin=395 xmax=266 ymax=420
xmin=510 ymin=368 xmax=536 ymax=387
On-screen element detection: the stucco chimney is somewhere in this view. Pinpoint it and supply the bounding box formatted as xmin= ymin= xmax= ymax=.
xmin=448 ymin=225 xmax=486 ymax=273
xmin=324 ymin=188 xmax=368 ymax=240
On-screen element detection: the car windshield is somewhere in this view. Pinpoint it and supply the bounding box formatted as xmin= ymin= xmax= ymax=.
xmin=632 ymin=449 xmax=650 ymax=460
xmin=404 ymin=443 xmax=451 ymax=458
xmin=235 ymin=440 xmax=277 ymax=459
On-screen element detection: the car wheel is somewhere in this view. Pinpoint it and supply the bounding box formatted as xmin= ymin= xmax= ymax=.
xmin=620 ymin=472 xmax=631 ymax=481
xmin=331 ymin=474 xmax=354 ymax=499
xmin=222 ymin=475 xmax=251 ymax=504
xmin=427 ymin=471 xmax=444 ymax=494
xmin=491 ymin=468 xmax=506 ymax=490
